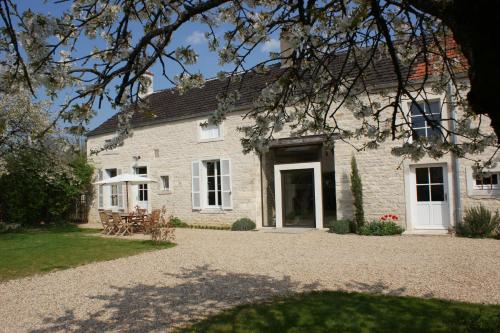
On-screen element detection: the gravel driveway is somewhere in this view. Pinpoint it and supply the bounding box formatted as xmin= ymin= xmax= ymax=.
xmin=1 ymin=229 xmax=499 ymax=332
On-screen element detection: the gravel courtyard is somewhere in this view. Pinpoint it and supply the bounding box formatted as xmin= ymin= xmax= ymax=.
xmin=1 ymin=229 xmax=499 ymax=332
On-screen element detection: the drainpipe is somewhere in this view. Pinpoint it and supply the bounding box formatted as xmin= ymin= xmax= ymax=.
xmin=447 ymin=81 xmax=462 ymax=227
xmin=259 ymin=153 xmax=265 ymax=228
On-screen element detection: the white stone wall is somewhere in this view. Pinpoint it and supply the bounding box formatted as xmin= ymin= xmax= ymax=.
xmin=87 ymin=87 xmax=499 ymax=230
xmin=330 ymin=89 xmax=500 ymax=230
xmin=87 ymin=111 xmax=262 ymax=226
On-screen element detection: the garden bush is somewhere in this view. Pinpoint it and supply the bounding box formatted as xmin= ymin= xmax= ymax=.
xmin=0 ymin=150 xmax=93 ymax=226
xmin=231 ymin=218 xmax=256 ymax=231
xmin=328 ymin=219 xmax=351 ymax=234
xmin=456 ymin=205 xmax=500 ymax=238
xmin=169 ymin=216 xmax=188 ymax=228
xmin=359 ymin=220 xmax=404 ymax=236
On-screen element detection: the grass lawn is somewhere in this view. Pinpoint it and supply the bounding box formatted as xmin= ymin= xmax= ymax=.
xmin=180 ymin=291 xmax=500 ymax=333
xmin=0 ymin=225 xmax=174 ymax=281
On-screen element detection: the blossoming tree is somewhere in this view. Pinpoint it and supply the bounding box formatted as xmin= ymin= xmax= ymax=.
xmin=0 ymin=0 xmax=497 ymax=165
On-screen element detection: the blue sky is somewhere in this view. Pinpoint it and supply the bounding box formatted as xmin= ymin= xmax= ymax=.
xmin=18 ymin=1 xmax=280 ymax=130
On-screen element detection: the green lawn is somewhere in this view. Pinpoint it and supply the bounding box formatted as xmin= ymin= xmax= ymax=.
xmin=180 ymin=291 xmax=500 ymax=333
xmin=0 ymin=225 xmax=174 ymax=281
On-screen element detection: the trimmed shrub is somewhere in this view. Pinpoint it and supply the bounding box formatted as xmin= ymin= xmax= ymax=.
xmin=231 ymin=218 xmax=256 ymax=231
xmin=328 ymin=219 xmax=351 ymax=234
xmin=456 ymin=205 xmax=500 ymax=238
xmin=359 ymin=220 xmax=404 ymax=236
xmin=350 ymin=156 xmax=364 ymax=232
xmin=169 ymin=216 xmax=188 ymax=228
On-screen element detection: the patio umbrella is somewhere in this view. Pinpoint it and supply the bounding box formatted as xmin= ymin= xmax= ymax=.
xmin=94 ymin=173 xmax=157 ymax=212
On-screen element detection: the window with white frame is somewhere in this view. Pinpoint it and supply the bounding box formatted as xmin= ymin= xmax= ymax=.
xmin=206 ymin=160 xmax=222 ymax=207
xmin=191 ymin=159 xmax=232 ymax=210
xmin=160 ymin=175 xmax=171 ymax=191
xmin=134 ymin=166 xmax=148 ymax=202
xmin=134 ymin=166 xmax=147 ymax=176
xmin=138 ymin=184 xmax=148 ymax=201
xmin=410 ymin=100 xmax=442 ymax=139
xmin=474 ymin=172 xmax=499 ymax=190
xmin=200 ymin=122 xmax=221 ymax=140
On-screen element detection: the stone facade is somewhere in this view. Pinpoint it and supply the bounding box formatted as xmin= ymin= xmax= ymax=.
xmin=87 ymin=111 xmax=262 ymax=226
xmin=87 ymin=89 xmax=500 ymax=231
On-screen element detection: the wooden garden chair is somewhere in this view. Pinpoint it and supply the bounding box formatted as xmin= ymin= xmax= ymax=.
xmin=99 ymin=211 xmax=113 ymax=235
xmin=119 ymin=212 xmax=135 ymax=236
xmin=111 ymin=212 xmax=125 ymax=236
xmin=132 ymin=208 xmax=147 ymax=232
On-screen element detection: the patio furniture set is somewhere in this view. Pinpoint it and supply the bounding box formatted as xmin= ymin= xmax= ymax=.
xmin=98 ymin=207 xmax=161 ymax=236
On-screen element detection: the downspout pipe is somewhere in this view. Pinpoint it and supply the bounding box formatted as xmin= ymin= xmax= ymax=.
xmin=259 ymin=152 xmax=265 ymax=228
xmin=447 ymin=81 xmax=462 ymax=227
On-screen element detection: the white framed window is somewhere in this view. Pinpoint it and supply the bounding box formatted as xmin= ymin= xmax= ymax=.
xmin=474 ymin=172 xmax=499 ymax=190
xmin=134 ymin=166 xmax=148 ymax=176
xmin=160 ymin=175 xmax=171 ymax=191
xmin=205 ymin=160 xmax=222 ymax=207
xmin=134 ymin=166 xmax=148 ymax=203
xmin=104 ymin=168 xmax=122 ymax=208
xmin=200 ymin=123 xmax=221 ymax=140
xmin=410 ymin=100 xmax=442 ymax=139
xmin=191 ymin=159 xmax=232 ymax=210
xmin=138 ymin=184 xmax=148 ymax=201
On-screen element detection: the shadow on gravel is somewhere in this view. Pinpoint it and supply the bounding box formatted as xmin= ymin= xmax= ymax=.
xmin=30 ymin=265 xmax=321 ymax=333
xmin=343 ymin=280 xmax=435 ymax=299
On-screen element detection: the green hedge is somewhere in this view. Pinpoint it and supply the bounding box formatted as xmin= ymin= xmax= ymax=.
xmin=359 ymin=220 xmax=404 ymax=236
xmin=0 ymin=151 xmax=93 ymax=226
xmin=169 ymin=216 xmax=188 ymax=228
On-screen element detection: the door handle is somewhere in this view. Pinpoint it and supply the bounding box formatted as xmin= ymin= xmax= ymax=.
xmin=444 ymin=193 xmax=447 ymax=202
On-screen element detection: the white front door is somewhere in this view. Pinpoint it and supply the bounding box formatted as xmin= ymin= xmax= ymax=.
xmin=274 ymin=162 xmax=323 ymax=229
xmin=411 ymin=165 xmax=450 ymax=229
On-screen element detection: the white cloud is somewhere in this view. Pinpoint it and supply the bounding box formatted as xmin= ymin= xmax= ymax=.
xmin=260 ymin=38 xmax=280 ymax=53
xmin=186 ymin=30 xmax=207 ymax=45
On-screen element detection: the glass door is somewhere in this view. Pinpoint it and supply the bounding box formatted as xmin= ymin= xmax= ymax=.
xmin=281 ymin=169 xmax=315 ymax=227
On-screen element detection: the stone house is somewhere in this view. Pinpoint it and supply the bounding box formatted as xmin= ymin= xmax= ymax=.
xmin=86 ymin=52 xmax=500 ymax=233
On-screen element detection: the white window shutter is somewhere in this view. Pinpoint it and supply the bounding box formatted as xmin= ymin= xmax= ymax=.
xmin=98 ymin=185 xmax=104 ymax=208
xmin=98 ymin=169 xmax=104 ymax=208
xmin=117 ymin=184 xmax=123 ymax=208
xmin=220 ymin=159 xmax=232 ymax=210
xmin=116 ymin=169 xmax=123 ymax=208
xmin=192 ymin=161 xmax=201 ymax=209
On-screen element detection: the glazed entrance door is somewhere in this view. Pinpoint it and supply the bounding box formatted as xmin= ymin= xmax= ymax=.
xmin=281 ymin=169 xmax=316 ymax=227
xmin=274 ymin=162 xmax=323 ymax=229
